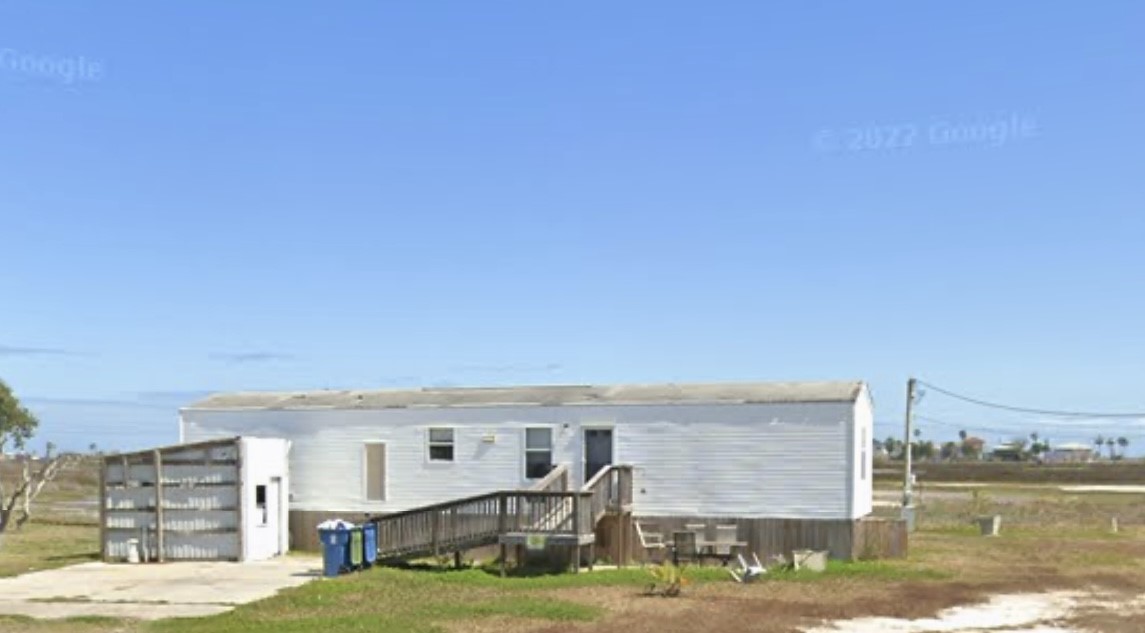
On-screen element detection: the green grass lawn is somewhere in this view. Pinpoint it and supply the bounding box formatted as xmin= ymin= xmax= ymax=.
xmin=5 ymin=474 xmax=1145 ymax=633
xmin=0 ymin=557 xmax=945 ymax=633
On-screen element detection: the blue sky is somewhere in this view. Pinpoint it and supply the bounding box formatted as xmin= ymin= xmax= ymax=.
xmin=3 ymin=2 xmax=1145 ymax=453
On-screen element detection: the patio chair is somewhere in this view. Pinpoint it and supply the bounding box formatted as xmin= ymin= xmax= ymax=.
xmin=712 ymin=524 xmax=739 ymax=563
xmin=728 ymin=552 xmax=766 ymax=583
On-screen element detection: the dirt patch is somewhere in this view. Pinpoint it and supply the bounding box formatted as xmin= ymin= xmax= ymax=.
xmin=536 ymin=580 xmax=994 ymax=632
xmin=441 ymin=615 xmax=578 ymax=633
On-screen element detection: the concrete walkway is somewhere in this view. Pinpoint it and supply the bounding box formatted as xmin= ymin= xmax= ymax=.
xmin=0 ymin=557 xmax=321 ymax=620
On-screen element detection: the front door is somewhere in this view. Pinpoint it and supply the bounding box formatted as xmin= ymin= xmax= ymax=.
xmin=583 ymin=428 xmax=614 ymax=484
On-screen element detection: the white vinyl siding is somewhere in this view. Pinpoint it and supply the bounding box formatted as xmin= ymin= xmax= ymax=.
xmin=850 ymin=386 xmax=875 ymax=518
xmin=182 ymin=396 xmax=871 ymax=520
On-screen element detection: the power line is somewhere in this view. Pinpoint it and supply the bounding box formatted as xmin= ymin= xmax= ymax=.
xmin=910 ymin=414 xmax=1145 ymax=440
xmin=916 ymin=379 xmax=1145 ymax=419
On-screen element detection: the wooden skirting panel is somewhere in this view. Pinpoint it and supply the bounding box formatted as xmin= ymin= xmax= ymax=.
xmin=290 ymin=510 xmax=374 ymax=551
xmin=293 ymin=510 xmax=907 ymax=563
xmin=615 ymin=515 xmax=908 ymax=563
xmin=851 ymin=517 xmax=908 ymax=560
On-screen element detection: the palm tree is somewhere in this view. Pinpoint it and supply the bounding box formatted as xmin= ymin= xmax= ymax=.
xmin=1095 ymin=435 xmax=1106 ymax=457
xmin=959 ymin=429 xmax=968 ymax=441
xmin=1106 ymin=437 xmax=1116 ymax=460
xmin=1117 ymin=437 xmax=1129 ymax=459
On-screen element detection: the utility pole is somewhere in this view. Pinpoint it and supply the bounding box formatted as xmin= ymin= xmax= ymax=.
xmin=902 ymin=377 xmax=917 ymax=530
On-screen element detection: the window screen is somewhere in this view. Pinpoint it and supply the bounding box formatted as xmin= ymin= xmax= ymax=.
xmin=428 ymin=428 xmax=455 ymax=462
xmin=525 ymin=428 xmax=553 ymax=479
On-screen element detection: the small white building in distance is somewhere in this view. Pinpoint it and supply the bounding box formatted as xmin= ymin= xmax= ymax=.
xmin=1044 ymin=442 xmax=1096 ymax=464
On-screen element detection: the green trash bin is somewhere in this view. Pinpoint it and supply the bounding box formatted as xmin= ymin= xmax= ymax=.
xmin=348 ymin=527 xmax=364 ymax=570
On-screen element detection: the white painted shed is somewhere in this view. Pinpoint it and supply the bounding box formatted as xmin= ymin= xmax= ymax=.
xmin=180 ymin=381 xmax=874 ymax=548
xmin=100 ymin=436 xmax=291 ymax=562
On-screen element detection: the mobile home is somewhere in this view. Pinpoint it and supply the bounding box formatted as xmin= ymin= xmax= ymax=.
xmin=179 ymin=381 xmax=886 ymax=560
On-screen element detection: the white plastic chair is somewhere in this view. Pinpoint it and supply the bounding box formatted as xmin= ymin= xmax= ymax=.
xmin=728 ymin=552 xmax=766 ymax=583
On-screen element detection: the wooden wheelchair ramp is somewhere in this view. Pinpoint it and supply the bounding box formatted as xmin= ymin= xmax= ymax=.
xmin=368 ymin=465 xmax=633 ymax=572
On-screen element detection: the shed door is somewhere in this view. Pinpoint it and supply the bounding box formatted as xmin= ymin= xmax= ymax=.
xmin=583 ymin=428 xmax=614 ymax=484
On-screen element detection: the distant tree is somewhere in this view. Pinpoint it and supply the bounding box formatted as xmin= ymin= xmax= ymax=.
xmin=1029 ymin=439 xmax=1050 ymax=459
xmin=940 ymin=441 xmax=959 ymax=461
xmin=1095 ymin=435 xmax=1106 ymax=456
xmin=960 ymin=435 xmax=983 ymax=460
xmin=884 ymin=436 xmax=901 ymax=459
xmin=88 ymin=443 xmax=99 ymax=455
xmin=0 ymin=379 xmax=79 ymax=547
xmin=1117 ymin=437 xmax=1129 ymax=459
xmin=921 ymin=441 xmax=937 ymax=460
xmin=912 ymin=440 xmax=936 ymax=461
xmin=959 ymin=429 xmax=968 ymax=441
xmin=1106 ymin=438 xmax=1117 ymax=460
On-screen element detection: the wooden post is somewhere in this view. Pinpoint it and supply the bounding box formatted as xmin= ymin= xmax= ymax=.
xmin=153 ymin=450 xmax=165 ymax=563
xmin=454 ymin=550 xmax=462 ymax=569
xmin=615 ymin=515 xmax=624 ymax=568
xmin=236 ymin=440 xmax=245 ymax=562
xmin=98 ymin=457 xmax=107 ymax=562
xmin=498 ymin=494 xmax=508 ymax=577
xmin=572 ymin=494 xmax=581 ymax=537
xmin=431 ymin=511 xmax=440 ymax=557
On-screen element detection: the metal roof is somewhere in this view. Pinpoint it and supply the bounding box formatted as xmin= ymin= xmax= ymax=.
xmin=184 ymin=380 xmax=866 ymax=411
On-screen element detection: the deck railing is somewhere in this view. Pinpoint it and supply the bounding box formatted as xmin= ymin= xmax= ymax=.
xmin=528 ymin=463 xmax=571 ymax=493
xmin=371 ymin=491 xmax=595 ymax=559
xmin=582 ymin=464 xmax=634 ymax=523
xmin=372 ymin=491 xmax=504 ymax=559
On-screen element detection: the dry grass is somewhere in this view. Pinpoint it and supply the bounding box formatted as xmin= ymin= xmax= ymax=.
xmin=0 ymin=458 xmax=101 ymax=577
xmin=4 ymin=478 xmax=1145 ymax=632
xmin=875 ymin=460 xmax=1145 ymax=484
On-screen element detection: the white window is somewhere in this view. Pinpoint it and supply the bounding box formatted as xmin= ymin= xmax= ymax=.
xmin=427 ymin=428 xmax=455 ymax=462
xmin=364 ymin=442 xmax=387 ymax=501
xmin=524 ymin=427 xmax=553 ymax=479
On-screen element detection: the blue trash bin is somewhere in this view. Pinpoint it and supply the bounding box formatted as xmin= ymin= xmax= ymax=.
xmin=362 ymin=523 xmax=378 ymax=567
xmin=319 ymin=527 xmax=351 ymax=577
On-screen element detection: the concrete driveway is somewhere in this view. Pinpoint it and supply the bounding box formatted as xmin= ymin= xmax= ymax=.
xmin=0 ymin=556 xmax=321 ymax=620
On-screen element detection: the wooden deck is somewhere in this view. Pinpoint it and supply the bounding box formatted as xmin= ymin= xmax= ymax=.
xmin=368 ymin=464 xmax=633 ymax=573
